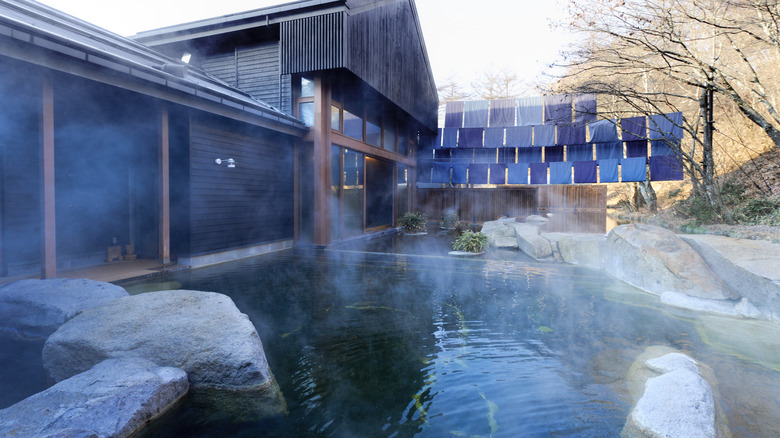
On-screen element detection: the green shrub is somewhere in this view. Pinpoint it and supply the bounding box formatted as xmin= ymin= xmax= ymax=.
xmin=452 ymin=230 xmax=488 ymax=253
xmin=399 ymin=211 xmax=428 ymax=233
xmin=442 ymin=211 xmax=460 ymax=230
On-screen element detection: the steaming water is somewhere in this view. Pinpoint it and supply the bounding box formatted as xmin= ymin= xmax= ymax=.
xmin=4 ymin=241 xmax=780 ymax=436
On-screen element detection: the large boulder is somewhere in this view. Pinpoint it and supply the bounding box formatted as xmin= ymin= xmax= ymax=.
xmin=508 ymin=222 xmax=553 ymax=260
xmin=0 ymin=357 xmax=188 ymax=438
xmin=554 ymin=233 xmax=605 ymax=269
xmin=604 ymin=224 xmax=735 ymax=299
xmin=0 ymin=278 xmax=128 ymax=338
xmin=481 ymin=220 xmax=519 ymax=249
xmin=43 ymin=290 xmax=273 ymax=392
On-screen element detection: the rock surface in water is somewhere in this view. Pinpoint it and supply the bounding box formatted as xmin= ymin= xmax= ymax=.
xmin=605 ymin=224 xmax=735 ymax=299
xmin=508 ymin=222 xmax=552 ymax=260
xmin=0 ymin=357 xmax=188 ymax=438
xmin=0 ymin=278 xmax=128 ymax=338
xmin=547 ymin=233 xmax=605 ymax=269
xmin=481 ymin=220 xmax=519 ymax=249
xmin=43 ymin=290 xmax=273 ymax=391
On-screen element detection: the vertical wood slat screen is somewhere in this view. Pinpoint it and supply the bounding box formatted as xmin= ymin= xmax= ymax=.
xmin=281 ymin=12 xmax=345 ymax=74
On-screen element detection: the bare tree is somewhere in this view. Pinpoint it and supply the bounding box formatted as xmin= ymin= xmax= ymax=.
xmin=471 ymin=68 xmax=524 ymax=100
xmin=437 ymin=73 xmax=470 ymax=103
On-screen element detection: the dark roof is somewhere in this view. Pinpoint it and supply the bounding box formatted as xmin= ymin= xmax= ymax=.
xmin=0 ymin=0 xmax=307 ymax=135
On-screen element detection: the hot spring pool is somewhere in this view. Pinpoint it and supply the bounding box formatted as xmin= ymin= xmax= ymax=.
xmin=5 ymin=244 xmax=780 ymax=437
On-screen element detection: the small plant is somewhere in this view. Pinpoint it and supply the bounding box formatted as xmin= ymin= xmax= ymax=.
xmin=442 ymin=211 xmax=460 ymax=230
xmin=452 ymin=230 xmax=488 ymax=253
xmin=399 ymin=211 xmax=428 ymax=233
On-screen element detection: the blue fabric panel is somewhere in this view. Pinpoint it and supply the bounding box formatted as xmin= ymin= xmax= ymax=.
xmin=432 ymin=162 xmax=451 ymax=183
xmin=489 ymin=164 xmax=507 ymax=184
xmin=445 ymin=101 xmax=464 ymax=128
xmin=530 ymin=162 xmax=548 ymax=184
xmin=625 ymin=140 xmax=648 ymax=158
xmin=505 ymin=126 xmax=533 ymax=147
xmin=473 ymin=149 xmax=496 ymax=164
xmin=567 ymin=144 xmax=594 ymax=162
xmin=499 ymin=148 xmax=515 ymax=164
xmin=507 ymin=163 xmax=529 ymax=184
xmin=484 ymin=127 xmax=505 ymax=148
xmin=451 ymin=148 xmax=474 ymax=163
xmin=434 ymin=149 xmax=450 ymax=160
xmin=556 ymin=124 xmax=586 ymax=145
xmin=598 ymin=159 xmax=619 ymax=183
xmin=517 ymin=146 xmax=543 ymax=163
xmin=419 ymin=133 xmax=437 ymax=150
xmin=489 ymin=99 xmax=516 ymax=127
xmin=516 ymin=96 xmax=544 ymax=126
xmin=463 ymin=100 xmax=489 ymax=128
xmin=588 ymin=119 xmax=619 ymax=143
xmin=550 ymin=162 xmax=573 ymax=184
xmin=545 ymin=146 xmax=564 ymax=162
xmin=435 ymin=128 xmax=443 ymax=149
xmin=621 ymin=157 xmax=647 ymax=182
xmin=650 ymin=155 xmax=684 ymax=181
xmin=573 ymin=161 xmax=598 ymax=183
xmin=417 ymin=162 xmax=433 ymax=184
xmin=468 ymin=164 xmax=489 ymax=184
xmin=574 ymin=93 xmax=598 ymax=124
xmin=452 ymin=164 xmax=469 ymax=184
xmin=621 ymin=116 xmax=647 ymax=141
xmin=442 ymin=128 xmax=459 ymax=149
xmin=596 ymin=141 xmax=623 ymax=160
xmin=458 ymin=128 xmax=484 ymax=148
xmin=544 ymin=94 xmax=572 ymax=124
xmin=651 ymin=139 xmax=676 ymax=156
xmin=648 ymin=112 xmax=683 ymax=141
xmin=534 ymin=125 xmax=556 ymax=146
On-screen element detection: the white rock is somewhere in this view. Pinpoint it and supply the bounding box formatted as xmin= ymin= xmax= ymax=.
xmin=661 ymin=292 xmax=764 ymax=319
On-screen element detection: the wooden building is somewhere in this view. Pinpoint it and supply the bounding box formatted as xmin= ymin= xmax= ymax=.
xmin=0 ymin=0 xmax=437 ymax=279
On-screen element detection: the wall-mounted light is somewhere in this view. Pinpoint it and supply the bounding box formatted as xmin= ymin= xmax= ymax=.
xmin=181 ymin=52 xmax=192 ymax=64
xmin=215 ymin=158 xmax=237 ymax=168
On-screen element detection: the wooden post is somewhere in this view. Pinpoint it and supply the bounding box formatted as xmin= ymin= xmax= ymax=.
xmin=41 ymin=74 xmax=56 ymax=279
xmin=312 ymin=75 xmax=332 ymax=246
xmin=159 ymin=106 xmax=171 ymax=264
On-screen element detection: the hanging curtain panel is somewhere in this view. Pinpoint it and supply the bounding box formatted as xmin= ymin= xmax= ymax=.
xmin=489 ymin=99 xmax=516 ymax=127
xmin=588 ymin=119 xmax=619 ymax=143
xmin=484 ymin=127 xmax=505 ymax=148
xmin=505 ymin=126 xmax=533 ymax=147
xmin=621 ymin=116 xmax=647 ymax=141
xmin=544 ymin=94 xmax=572 ymax=125
xmin=566 ymin=144 xmax=594 ymax=162
xmin=598 ymin=159 xmax=619 ymax=183
xmin=432 ymin=162 xmax=452 ymax=184
xmin=463 ymin=100 xmax=489 ymax=128
xmin=517 ymin=146 xmax=543 ymax=163
xmin=498 ymin=147 xmax=516 ymax=164
xmin=648 ymin=112 xmax=683 ymax=141
xmin=442 ymin=128 xmax=459 ymax=149
xmin=549 ymin=162 xmax=573 ymax=184
xmin=516 ymin=96 xmax=544 ymax=126
xmin=650 ymin=155 xmax=684 ymax=181
xmin=435 ymin=128 xmax=444 ymax=149
xmin=507 ymin=163 xmax=529 ymax=184
xmin=651 ymin=139 xmax=677 ymax=156
xmin=451 ymin=148 xmax=474 ymax=163
xmin=573 ymin=161 xmax=598 ymax=183
xmin=556 ymin=124 xmax=586 ymax=145
xmin=530 ymin=162 xmax=549 ymax=184
xmin=596 ymin=141 xmax=623 ymax=160
xmin=445 ymin=101 xmax=465 ymax=128
xmin=452 ymin=163 xmax=469 ymax=184
xmin=621 ymin=157 xmax=647 ymax=182
xmin=419 ymin=132 xmax=437 ymax=151
xmin=417 ymin=162 xmax=433 ymax=184
xmin=458 ymin=128 xmax=484 ymax=148
xmin=533 ymin=124 xmax=556 ymax=146
xmin=545 ymin=145 xmax=565 ymax=162
xmin=573 ymin=93 xmax=598 ymax=124
xmin=625 ymin=140 xmax=648 ymax=158
xmin=468 ymin=163 xmax=489 ymax=184
xmin=489 ymin=164 xmax=507 ymax=184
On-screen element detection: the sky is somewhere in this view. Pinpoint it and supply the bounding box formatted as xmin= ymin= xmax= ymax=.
xmin=35 ymin=0 xmax=573 ymax=96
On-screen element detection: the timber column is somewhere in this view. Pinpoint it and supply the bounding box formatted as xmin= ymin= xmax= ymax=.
xmin=312 ymin=75 xmax=332 ymax=246
xmin=158 ymin=105 xmax=171 ymax=264
xmin=41 ymin=74 xmax=56 ymax=278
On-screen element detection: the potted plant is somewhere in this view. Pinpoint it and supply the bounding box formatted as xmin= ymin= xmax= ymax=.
xmin=451 ymin=230 xmax=488 ymax=254
xmin=442 ymin=211 xmax=460 ymax=230
xmin=399 ymin=211 xmax=428 ymax=234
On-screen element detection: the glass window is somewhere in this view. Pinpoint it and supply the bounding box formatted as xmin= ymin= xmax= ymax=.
xmin=342 ymin=149 xmax=364 ymax=238
xmin=343 ymin=109 xmax=363 ymax=141
xmin=383 ymin=117 xmax=396 ymax=152
xmin=366 ymin=109 xmax=381 ymax=147
xmin=331 ymin=146 xmax=342 ymax=241
xmin=300 ymin=77 xmax=314 ymax=98
xmin=398 ymin=132 xmax=409 ymax=157
xmin=299 ymin=102 xmax=314 ymax=127
xmin=331 ymin=105 xmax=341 ymax=131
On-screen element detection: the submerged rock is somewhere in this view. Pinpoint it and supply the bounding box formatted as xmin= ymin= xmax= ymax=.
xmin=0 ymin=357 xmax=188 ymax=438
xmin=0 ymin=278 xmax=128 ymax=338
xmin=661 ymin=292 xmax=763 ymax=319
xmin=508 ymin=222 xmax=553 ymax=260
xmin=43 ymin=290 xmax=274 ymax=392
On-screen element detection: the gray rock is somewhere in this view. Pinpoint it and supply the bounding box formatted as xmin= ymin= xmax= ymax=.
xmin=661 ymin=292 xmax=764 ymax=320
xmin=43 ymin=290 xmax=273 ymax=391
xmin=605 ymin=224 xmax=735 ymax=299
xmin=0 ymin=357 xmax=188 ymax=438
xmin=0 ymin=278 xmax=128 ymax=339
xmin=549 ymin=233 xmax=605 ymax=269
xmin=480 ymin=220 xmax=519 ymax=249
xmin=525 ymin=214 xmax=549 ymax=224
xmin=508 ymin=222 xmax=552 ymax=260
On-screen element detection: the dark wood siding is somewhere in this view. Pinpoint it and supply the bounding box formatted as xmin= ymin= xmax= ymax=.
xmin=281 ymin=12 xmax=345 ymax=74
xmin=189 ymin=118 xmax=294 ymax=255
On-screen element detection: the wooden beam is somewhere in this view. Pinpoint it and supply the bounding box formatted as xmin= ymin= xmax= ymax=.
xmin=40 ymin=74 xmax=56 ymax=279
xmin=159 ymin=106 xmax=171 ymax=264
xmin=312 ymin=75 xmax=332 ymax=246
